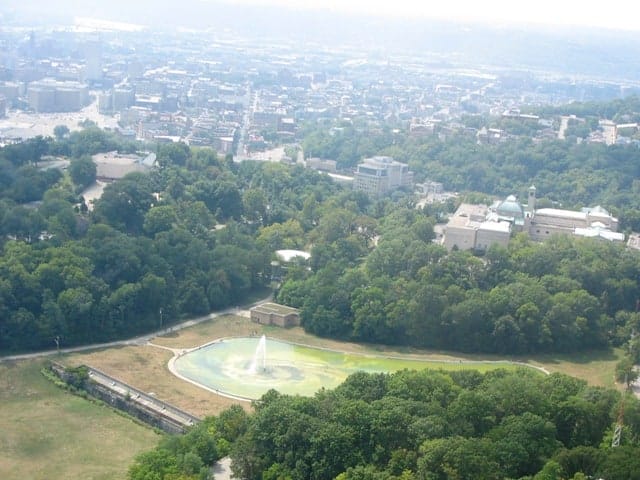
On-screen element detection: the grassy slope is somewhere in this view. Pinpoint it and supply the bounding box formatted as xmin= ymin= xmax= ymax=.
xmin=1 ymin=315 xmax=622 ymax=479
xmin=0 ymin=359 xmax=160 ymax=480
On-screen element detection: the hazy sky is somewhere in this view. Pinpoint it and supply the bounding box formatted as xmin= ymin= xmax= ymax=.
xmin=227 ymin=0 xmax=640 ymax=31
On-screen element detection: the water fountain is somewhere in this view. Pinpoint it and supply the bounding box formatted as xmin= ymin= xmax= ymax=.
xmin=247 ymin=334 xmax=267 ymax=374
xmin=172 ymin=336 xmax=529 ymax=400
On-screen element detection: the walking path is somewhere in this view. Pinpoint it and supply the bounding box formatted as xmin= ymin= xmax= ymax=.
xmin=212 ymin=457 xmax=234 ymax=479
xmin=0 ymin=296 xmax=270 ymax=363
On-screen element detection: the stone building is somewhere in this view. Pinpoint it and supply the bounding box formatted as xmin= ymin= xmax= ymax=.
xmin=442 ymin=185 xmax=622 ymax=251
xmin=443 ymin=203 xmax=511 ymax=251
xmin=250 ymin=302 xmax=300 ymax=328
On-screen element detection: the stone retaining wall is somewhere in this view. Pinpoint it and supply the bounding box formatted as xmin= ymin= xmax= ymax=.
xmin=49 ymin=362 xmax=200 ymax=434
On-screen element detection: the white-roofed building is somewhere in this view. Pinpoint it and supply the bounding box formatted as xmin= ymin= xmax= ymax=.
xmin=530 ymin=205 xmax=618 ymax=241
xmin=442 ymin=186 xmax=623 ymax=251
xmin=443 ymin=203 xmax=511 ymax=251
xmin=574 ymin=226 xmax=624 ymax=243
xmin=275 ymin=249 xmax=311 ymax=262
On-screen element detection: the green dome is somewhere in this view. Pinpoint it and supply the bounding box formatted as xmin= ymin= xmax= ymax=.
xmin=496 ymin=195 xmax=525 ymax=219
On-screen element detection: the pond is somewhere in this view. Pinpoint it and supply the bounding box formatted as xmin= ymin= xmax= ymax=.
xmin=172 ymin=336 xmax=529 ymax=400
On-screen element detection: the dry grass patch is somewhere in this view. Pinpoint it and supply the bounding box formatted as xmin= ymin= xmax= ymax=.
xmin=64 ymin=344 xmax=244 ymax=417
xmin=61 ymin=314 xmax=623 ymax=423
xmin=152 ymin=314 xmax=258 ymax=348
xmin=0 ymin=359 xmax=159 ymax=480
xmin=518 ymin=348 xmax=624 ymax=389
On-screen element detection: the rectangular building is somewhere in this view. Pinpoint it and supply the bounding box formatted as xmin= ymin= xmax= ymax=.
xmin=354 ymin=156 xmax=414 ymax=197
xmin=443 ymin=203 xmax=511 ymax=251
xmin=250 ymin=302 xmax=300 ymax=328
xmin=27 ymin=79 xmax=89 ymax=113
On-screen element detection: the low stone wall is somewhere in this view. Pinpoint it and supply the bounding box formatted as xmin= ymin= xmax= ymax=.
xmin=49 ymin=362 xmax=200 ymax=434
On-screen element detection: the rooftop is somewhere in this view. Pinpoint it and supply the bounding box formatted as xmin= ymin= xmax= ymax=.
xmin=535 ymin=208 xmax=587 ymax=220
xmin=275 ymin=249 xmax=311 ymax=262
xmin=574 ymin=227 xmax=624 ymax=242
xmin=250 ymin=302 xmax=299 ymax=316
xmin=479 ymin=221 xmax=511 ymax=233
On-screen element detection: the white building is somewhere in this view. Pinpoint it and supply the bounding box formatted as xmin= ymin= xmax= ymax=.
xmin=443 ymin=187 xmax=622 ymax=251
xmin=354 ymin=156 xmax=414 ymax=197
xmin=529 ymin=205 xmax=618 ymax=241
xmin=443 ymin=203 xmax=511 ymax=251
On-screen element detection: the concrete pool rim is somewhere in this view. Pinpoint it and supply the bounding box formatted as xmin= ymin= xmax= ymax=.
xmin=166 ymin=336 xmax=550 ymax=402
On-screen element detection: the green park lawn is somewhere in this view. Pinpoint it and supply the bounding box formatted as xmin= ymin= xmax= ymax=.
xmin=0 ymin=315 xmax=625 ymax=480
xmin=0 ymin=359 xmax=160 ymax=480
xmin=152 ymin=313 xmax=624 ymax=388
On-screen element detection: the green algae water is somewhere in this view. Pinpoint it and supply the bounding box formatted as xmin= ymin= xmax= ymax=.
xmin=172 ymin=336 xmax=525 ymax=400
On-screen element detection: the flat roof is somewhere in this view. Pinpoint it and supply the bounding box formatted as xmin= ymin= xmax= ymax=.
xmin=275 ymin=249 xmax=311 ymax=262
xmin=455 ymin=203 xmax=489 ymax=217
xmin=574 ymin=228 xmax=624 ymax=242
xmin=250 ymin=302 xmax=299 ymax=315
xmin=479 ymin=221 xmax=511 ymax=233
xmin=535 ymin=208 xmax=587 ymax=220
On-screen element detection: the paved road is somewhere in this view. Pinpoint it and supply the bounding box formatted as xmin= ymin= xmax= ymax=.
xmin=212 ymin=457 xmax=234 ymax=479
xmin=0 ymin=295 xmax=271 ymax=363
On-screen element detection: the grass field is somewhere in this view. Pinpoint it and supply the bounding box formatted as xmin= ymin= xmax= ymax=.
xmin=152 ymin=312 xmax=623 ymax=386
xmin=65 ymin=344 xmax=242 ymax=417
xmin=63 ymin=313 xmax=625 ymax=420
xmin=0 ymin=359 xmax=160 ymax=480
xmin=1 ymin=313 xmax=624 ymax=479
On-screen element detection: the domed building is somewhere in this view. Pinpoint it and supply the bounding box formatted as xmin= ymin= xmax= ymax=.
xmin=442 ymin=185 xmax=623 ymax=252
xmin=488 ymin=194 xmax=527 ymax=230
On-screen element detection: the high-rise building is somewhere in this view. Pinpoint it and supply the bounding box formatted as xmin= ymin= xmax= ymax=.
xmin=0 ymin=82 xmax=20 ymax=105
xmin=83 ymin=40 xmax=103 ymax=82
xmin=97 ymin=92 xmax=113 ymax=114
xmin=112 ymin=87 xmax=135 ymax=111
xmin=353 ymin=156 xmax=414 ymax=197
xmin=27 ymin=79 xmax=89 ymax=112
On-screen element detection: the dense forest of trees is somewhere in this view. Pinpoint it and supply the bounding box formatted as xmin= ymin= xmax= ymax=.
xmin=129 ymin=405 xmax=249 ymax=480
xmin=129 ymin=369 xmax=640 ymax=480
xmin=0 ymin=129 xmax=343 ymax=352
xmin=277 ymin=216 xmax=640 ymax=354
xmin=3 ymin=96 xmax=640 ymax=357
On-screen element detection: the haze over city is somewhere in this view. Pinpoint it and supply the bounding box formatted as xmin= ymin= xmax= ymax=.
xmin=2 ymin=1 xmax=640 ymax=480
xmin=227 ymin=0 xmax=640 ymax=30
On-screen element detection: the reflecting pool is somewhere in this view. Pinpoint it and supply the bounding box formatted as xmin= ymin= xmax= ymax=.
xmin=172 ymin=336 xmax=524 ymax=400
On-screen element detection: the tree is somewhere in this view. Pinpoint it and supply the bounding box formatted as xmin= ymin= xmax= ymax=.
xmin=158 ymin=141 xmax=191 ymax=167
xmin=53 ymin=124 xmax=70 ymax=140
xmin=69 ymin=155 xmax=97 ymax=191
xmin=93 ymin=173 xmax=154 ymax=233
xmin=143 ymin=205 xmax=178 ymax=236
xmin=615 ymin=357 xmax=639 ymax=389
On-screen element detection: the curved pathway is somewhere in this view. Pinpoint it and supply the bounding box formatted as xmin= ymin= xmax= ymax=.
xmin=0 ymin=297 xmax=270 ymax=363
xmin=212 ymin=457 xmax=234 ymax=479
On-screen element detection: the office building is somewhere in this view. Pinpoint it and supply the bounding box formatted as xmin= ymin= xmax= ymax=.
xmin=354 ymin=156 xmax=414 ymax=197
xmin=27 ymin=79 xmax=89 ymax=112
